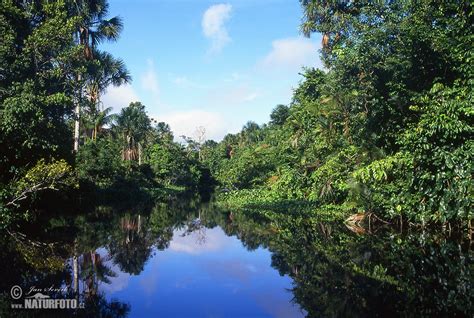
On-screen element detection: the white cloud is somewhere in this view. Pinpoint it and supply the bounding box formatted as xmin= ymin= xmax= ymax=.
xmin=206 ymin=85 xmax=260 ymax=106
xmin=172 ymin=75 xmax=205 ymax=89
xmin=158 ymin=110 xmax=235 ymax=141
xmin=101 ymin=84 xmax=139 ymax=112
xmin=141 ymin=59 xmax=159 ymax=95
xmin=230 ymin=72 xmax=241 ymax=80
xmin=202 ymin=4 xmax=232 ymax=54
xmin=96 ymin=248 xmax=131 ymax=294
xmin=260 ymin=37 xmax=322 ymax=72
xmin=224 ymin=72 xmax=247 ymax=82
xmin=173 ymin=76 xmax=192 ymax=86
xmin=169 ymin=227 xmax=230 ymax=255
xmin=243 ymin=92 xmax=259 ymax=102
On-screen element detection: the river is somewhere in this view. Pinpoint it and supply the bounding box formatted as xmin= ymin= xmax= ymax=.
xmin=0 ymin=198 xmax=472 ymax=317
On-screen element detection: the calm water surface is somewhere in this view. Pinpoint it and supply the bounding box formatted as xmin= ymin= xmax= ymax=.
xmin=98 ymin=226 xmax=303 ymax=317
xmin=0 ymin=199 xmax=472 ymax=317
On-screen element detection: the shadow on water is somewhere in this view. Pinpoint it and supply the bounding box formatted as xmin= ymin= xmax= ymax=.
xmin=0 ymin=196 xmax=472 ymax=317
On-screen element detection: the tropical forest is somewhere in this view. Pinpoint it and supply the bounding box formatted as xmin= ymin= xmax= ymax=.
xmin=0 ymin=0 xmax=472 ymax=317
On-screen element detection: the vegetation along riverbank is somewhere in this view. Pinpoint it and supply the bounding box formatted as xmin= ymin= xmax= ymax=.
xmin=0 ymin=0 xmax=472 ymax=317
xmin=1 ymin=0 xmax=472 ymax=231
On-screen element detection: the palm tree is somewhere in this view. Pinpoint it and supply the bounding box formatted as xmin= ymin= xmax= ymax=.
xmin=80 ymin=251 xmax=116 ymax=298
xmin=84 ymin=50 xmax=131 ymax=140
xmin=86 ymin=50 xmax=131 ymax=109
xmin=240 ymin=121 xmax=261 ymax=145
xmin=80 ymin=110 xmax=96 ymax=141
xmin=113 ymin=102 xmax=151 ymax=164
xmin=81 ymin=106 xmax=115 ymax=140
xmin=270 ymin=104 xmax=290 ymax=126
xmin=71 ymin=0 xmax=124 ymax=152
xmin=92 ymin=106 xmax=114 ymax=140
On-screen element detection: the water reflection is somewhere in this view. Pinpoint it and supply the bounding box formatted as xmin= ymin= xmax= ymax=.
xmin=0 ymin=199 xmax=472 ymax=317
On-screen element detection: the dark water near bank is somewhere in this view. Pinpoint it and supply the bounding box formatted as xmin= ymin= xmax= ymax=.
xmin=0 ymin=199 xmax=472 ymax=317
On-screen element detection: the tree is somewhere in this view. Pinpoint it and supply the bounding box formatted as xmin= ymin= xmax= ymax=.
xmin=300 ymin=0 xmax=470 ymax=150
xmin=0 ymin=0 xmax=78 ymax=183
xmin=76 ymin=137 xmax=123 ymax=186
xmin=204 ymin=0 xmax=472 ymax=226
xmin=270 ymin=104 xmax=290 ymax=126
xmin=240 ymin=121 xmax=261 ymax=145
xmin=113 ymin=102 xmax=151 ymax=164
xmin=92 ymin=106 xmax=114 ymax=140
xmin=154 ymin=122 xmax=174 ymax=142
xmin=83 ymin=50 xmax=131 ymax=140
xmin=70 ymin=0 xmax=124 ymax=152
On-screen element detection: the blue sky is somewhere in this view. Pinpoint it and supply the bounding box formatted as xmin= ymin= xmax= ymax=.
xmin=101 ymin=0 xmax=322 ymax=141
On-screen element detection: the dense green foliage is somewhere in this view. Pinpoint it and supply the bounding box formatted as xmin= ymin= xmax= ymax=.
xmin=1 ymin=0 xmax=472 ymax=229
xmin=0 ymin=0 xmax=206 ymax=228
xmin=203 ymin=1 xmax=473 ymax=227
xmin=0 ymin=1 xmax=472 ymax=317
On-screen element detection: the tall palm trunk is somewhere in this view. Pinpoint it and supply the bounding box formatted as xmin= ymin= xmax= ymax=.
xmin=73 ymin=107 xmax=80 ymax=151
xmin=138 ymin=142 xmax=142 ymax=165
xmin=74 ymin=26 xmax=88 ymax=152
xmin=73 ymin=74 xmax=81 ymax=152
xmin=73 ymin=240 xmax=79 ymax=301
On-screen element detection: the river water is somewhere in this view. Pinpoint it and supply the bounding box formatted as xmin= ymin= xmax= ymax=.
xmin=0 ymin=199 xmax=472 ymax=317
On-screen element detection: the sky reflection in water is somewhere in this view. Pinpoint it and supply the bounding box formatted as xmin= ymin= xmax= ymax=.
xmin=100 ymin=226 xmax=303 ymax=318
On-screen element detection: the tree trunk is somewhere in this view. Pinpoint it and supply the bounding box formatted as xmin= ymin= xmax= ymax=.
xmin=138 ymin=142 xmax=142 ymax=165
xmin=138 ymin=214 xmax=141 ymax=234
xmin=73 ymin=244 xmax=79 ymax=300
xmin=73 ymin=74 xmax=82 ymax=152
xmin=73 ymin=103 xmax=80 ymax=151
